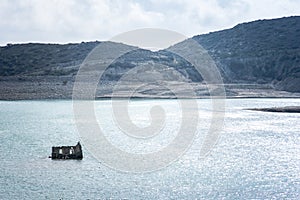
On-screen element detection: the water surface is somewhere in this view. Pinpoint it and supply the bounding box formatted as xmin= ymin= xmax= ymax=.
xmin=0 ymin=99 xmax=299 ymax=199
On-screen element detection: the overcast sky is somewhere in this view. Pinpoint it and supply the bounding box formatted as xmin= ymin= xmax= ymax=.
xmin=0 ymin=0 xmax=299 ymax=46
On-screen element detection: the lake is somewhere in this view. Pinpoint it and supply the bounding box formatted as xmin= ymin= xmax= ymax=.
xmin=0 ymin=99 xmax=299 ymax=199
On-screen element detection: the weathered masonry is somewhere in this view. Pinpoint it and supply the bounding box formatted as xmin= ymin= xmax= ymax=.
xmin=50 ymin=142 xmax=83 ymax=159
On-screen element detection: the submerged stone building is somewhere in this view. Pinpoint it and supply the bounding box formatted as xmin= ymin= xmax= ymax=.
xmin=50 ymin=142 xmax=83 ymax=159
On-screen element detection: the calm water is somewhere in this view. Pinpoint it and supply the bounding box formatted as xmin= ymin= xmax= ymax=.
xmin=0 ymin=99 xmax=299 ymax=199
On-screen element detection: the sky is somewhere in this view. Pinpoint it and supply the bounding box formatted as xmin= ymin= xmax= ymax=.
xmin=0 ymin=0 xmax=300 ymax=46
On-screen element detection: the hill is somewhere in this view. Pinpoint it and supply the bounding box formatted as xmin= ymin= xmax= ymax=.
xmin=0 ymin=16 xmax=299 ymax=99
xmin=193 ymin=16 xmax=300 ymax=92
xmin=0 ymin=42 xmax=100 ymax=76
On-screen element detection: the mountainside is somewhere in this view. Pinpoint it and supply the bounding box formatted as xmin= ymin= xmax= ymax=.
xmin=193 ymin=16 xmax=300 ymax=92
xmin=0 ymin=42 xmax=100 ymax=76
xmin=0 ymin=16 xmax=299 ymax=99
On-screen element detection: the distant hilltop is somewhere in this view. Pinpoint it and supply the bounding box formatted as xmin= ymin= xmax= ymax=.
xmin=193 ymin=16 xmax=300 ymax=93
xmin=0 ymin=16 xmax=299 ymax=100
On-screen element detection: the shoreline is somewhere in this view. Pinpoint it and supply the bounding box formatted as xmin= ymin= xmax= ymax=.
xmin=246 ymin=106 xmax=300 ymax=113
xmin=1 ymin=77 xmax=300 ymax=101
xmin=1 ymin=96 xmax=300 ymax=101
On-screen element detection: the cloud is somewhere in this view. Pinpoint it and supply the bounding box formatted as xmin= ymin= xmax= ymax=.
xmin=0 ymin=0 xmax=299 ymax=45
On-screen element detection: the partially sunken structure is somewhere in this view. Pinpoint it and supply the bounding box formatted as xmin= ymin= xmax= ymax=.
xmin=50 ymin=142 xmax=83 ymax=159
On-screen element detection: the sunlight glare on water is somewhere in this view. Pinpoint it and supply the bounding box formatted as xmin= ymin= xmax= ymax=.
xmin=0 ymin=99 xmax=299 ymax=199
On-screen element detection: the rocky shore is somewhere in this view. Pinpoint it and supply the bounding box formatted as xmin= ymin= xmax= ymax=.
xmin=1 ymin=75 xmax=300 ymax=100
xmin=247 ymin=106 xmax=300 ymax=113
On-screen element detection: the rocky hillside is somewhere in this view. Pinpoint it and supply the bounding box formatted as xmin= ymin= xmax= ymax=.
xmin=0 ymin=42 xmax=99 ymax=76
xmin=193 ymin=16 xmax=300 ymax=92
xmin=0 ymin=16 xmax=299 ymax=99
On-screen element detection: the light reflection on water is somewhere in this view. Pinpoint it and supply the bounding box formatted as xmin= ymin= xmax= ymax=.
xmin=0 ymin=99 xmax=299 ymax=199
